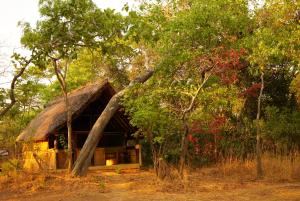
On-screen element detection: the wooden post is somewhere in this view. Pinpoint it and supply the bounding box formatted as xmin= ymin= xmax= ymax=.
xmin=54 ymin=132 xmax=58 ymax=170
xmin=139 ymin=144 xmax=142 ymax=167
xmin=14 ymin=142 xmax=18 ymax=159
xmin=135 ymin=144 xmax=142 ymax=166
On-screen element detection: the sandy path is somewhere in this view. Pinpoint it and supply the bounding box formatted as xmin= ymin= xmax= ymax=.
xmin=1 ymin=170 xmax=300 ymax=201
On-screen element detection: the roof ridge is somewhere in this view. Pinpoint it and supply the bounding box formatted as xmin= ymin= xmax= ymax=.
xmin=45 ymin=79 xmax=108 ymax=107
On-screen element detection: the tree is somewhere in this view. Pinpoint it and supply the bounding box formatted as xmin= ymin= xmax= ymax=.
xmin=123 ymin=0 xmax=251 ymax=178
xmin=0 ymin=65 xmax=45 ymax=149
xmin=19 ymin=0 xmax=128 ymax=172
xmin=246 ymin=0 xmax=300 ymax=179
xmin=2 ymin=0 xmax=297 ymax=180
xmin=0 ymin=52 xmax=38 ymax=118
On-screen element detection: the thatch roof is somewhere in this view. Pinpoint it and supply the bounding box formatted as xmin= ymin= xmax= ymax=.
xmin=16 ymin=80 xmax=115 ymax=142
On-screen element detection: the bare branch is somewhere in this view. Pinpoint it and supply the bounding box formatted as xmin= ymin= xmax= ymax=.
xmin=52 ymin=59 xmax=66 ymax=91
xmin=181 ymin=73 xmax=211 ymax=119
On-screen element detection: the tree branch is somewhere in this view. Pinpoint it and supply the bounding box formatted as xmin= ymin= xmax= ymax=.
xmin=0 ymin=57 xmax=33 ymax=118
xmin=52 ymin=59 xmax=66 ymax=91
xmin=181 ymin=73 xmax=211 ymax=119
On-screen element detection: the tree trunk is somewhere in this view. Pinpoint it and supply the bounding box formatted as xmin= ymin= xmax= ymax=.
xmin=52 ymin=59 xmax=73 ymax=173
xmin=64 ymin=92 xmax=73 ymax=173
xmin=256 ymin=72 xmax=264 ymax=179
xmin=178 ymin=74 xmax=211 ymax=177
xmin=214 ymin=133 xmax=218 ymax=162
xmin=72 ymin=91 xmax=124 ymax=176
xmin=146 ymin=130 xmax=158 ymax=176
xmin=179 ymin=122 xmax=188 ymax=177
xmin=72 ymin=69 xmax=154 ymax=177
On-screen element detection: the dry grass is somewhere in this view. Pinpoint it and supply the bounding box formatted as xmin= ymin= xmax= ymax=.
xmin=216 ymin=154 xmax=300 ymax=182
xmin=0 ymin=171 xmax=60 ymax=193
xmin=155 ymin=154 xmax=300 ymax=194
xmin=1 ymin=156 xmax=300 ymax=201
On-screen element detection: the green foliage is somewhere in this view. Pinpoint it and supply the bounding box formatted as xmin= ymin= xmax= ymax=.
xmin=123 ymin=83 xmax=181 ymax=146
xmin=0 ymin=108 xmax=40 ymax=148
xmin=94 ymin=176 xmax=106 ymax=192
xmin=58 ymin=134 xmax=68 ymax=150
xmin=115 ymin=166 xmax=122 ymax=174
xmin=37 ymin=49 xmax=106 ymax=103
xmin=246 ymin=0 xmax=300 ymax=73
xmin=0 ymin=88 xmax=6 ymax=108
xmin=264 ymin=106 xmax=300 ymax=146
xmin=291 ymin=74 xmax=300 ymax=105
xmin=0 ymin=159 xmax=22 ymax=175
xmin=122 ymin=0 xmax=252 ymax=168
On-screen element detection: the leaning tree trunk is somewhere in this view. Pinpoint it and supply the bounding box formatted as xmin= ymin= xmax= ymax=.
xmin=72 ymin=69 xmax=154 ymax=177
xmin=256 ymin=72 xmax=264 ymax=179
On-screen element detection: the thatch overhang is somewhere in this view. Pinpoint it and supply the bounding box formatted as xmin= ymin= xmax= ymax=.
xmin=16 ymin=80 xmax=116 ymax=142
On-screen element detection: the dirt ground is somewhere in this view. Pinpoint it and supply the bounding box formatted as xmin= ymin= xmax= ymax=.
xmin=1 ymin=168 xmax=300 ymax=201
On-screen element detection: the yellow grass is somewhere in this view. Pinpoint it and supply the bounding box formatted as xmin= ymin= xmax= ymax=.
xmin=217 ymin=154 xmax=300 ymax=182
xmin=1 ymin=155 xmax=300 ymax=201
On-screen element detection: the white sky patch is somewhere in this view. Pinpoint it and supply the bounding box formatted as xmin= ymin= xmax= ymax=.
xmin=0 ymin=0 xmax=137 ymax=88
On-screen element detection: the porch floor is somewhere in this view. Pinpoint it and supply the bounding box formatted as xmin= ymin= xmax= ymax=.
xmin=88 ymin=163 xmax=140 ymax=170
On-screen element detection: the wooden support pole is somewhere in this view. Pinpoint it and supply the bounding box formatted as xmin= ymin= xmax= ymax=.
xmin=139 ymin=144 xmax=142 ymax=167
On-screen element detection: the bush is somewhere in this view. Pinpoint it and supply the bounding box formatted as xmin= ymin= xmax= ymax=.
xmin=0 ymin=159 xmax=22 ymax=175
xmin=115 ymin=166 xmax=122 ymax=174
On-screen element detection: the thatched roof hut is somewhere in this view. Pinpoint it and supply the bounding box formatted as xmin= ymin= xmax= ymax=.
xmin=17 ymin=80 xmax=141 ymax=170
xmin=17 ymin=80 xmax=115 ymax=142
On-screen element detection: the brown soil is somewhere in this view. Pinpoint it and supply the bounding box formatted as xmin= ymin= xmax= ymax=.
xmin=1 ymin=168 xmax=300 ymax=201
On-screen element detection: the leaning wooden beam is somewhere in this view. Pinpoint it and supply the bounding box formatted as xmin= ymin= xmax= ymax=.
xmin=72 ymin=69 xmax=154 ymax=176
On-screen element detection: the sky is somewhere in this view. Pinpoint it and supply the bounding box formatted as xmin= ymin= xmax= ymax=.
xmin=0 ymin=0 xmax=137 ymax=88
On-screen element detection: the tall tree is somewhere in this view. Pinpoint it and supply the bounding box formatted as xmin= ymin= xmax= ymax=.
xmin=19 ymin=0 xmax=128 ymax=172
xmin=246 ymin=0 xmax=300 ymax=179
xmin=123 ymin=0 xmax=252 ymax=178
